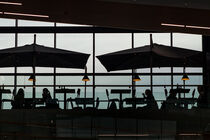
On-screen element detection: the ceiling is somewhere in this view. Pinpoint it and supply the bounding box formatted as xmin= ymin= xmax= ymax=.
xmin=1 ymin=0 xmax=210 ymax=35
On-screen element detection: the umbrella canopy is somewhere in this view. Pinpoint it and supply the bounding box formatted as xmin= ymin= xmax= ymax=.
xmin=97 ymin=43 xmax=202 ymax=72
xmin=0 ymin=43 xmax=90 ymax=69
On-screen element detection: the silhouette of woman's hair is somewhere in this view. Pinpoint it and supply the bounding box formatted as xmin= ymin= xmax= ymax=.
xmin=17 ymin=88 xmax=24 ymax=95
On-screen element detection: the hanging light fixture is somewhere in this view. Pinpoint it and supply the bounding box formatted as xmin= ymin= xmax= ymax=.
xmin=28 ymin=75 xmax=36 ymax=82
xmin=182 ymin=73 xmax=189 ymax=81
xmin=182 ymin=66 xmax=189 ymax=81
xmin=82 ymin=66 xmax=90 ymax=82
xmin=82 ymin=74 xmax=90 ymax=82
xmin=133 ymin=74 xmax=141 ymax=82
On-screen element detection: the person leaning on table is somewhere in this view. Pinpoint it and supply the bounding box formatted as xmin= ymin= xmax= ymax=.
xmin=142 ymin=89 xmax=158 ymax=110
xmin=42 ymin=88 xmax=59 ymax=109
xmin=11 ymin=88 xmax=25 ymax=109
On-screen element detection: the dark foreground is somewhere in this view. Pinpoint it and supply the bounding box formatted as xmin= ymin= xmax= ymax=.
xmin=0 ymin=109 xmax=209 ymax=140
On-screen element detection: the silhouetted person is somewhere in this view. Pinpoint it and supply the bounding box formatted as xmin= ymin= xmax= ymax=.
xmin=42 ymin=88 xmax=58 ymax=109
xmin=12 ymin=88 xmax=25 ymax=109
xmin=197 ymin=85 xmax=208 ymax=108
xmin=143 ymin=89 xmax=158 ymax=110
xmin=42 ymin=88 xmax=52 ymax=102
xmin=161 ymin=89 xmax=178 ymax=110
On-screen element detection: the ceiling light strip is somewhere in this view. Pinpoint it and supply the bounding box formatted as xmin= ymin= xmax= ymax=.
xmin=0 ymin=1 xmax=22 ymax=5
xmin=161 ymin=23 xmax=210 ymax=30
xmin=98 ymin=134 xmax=150 ymax=137
xmin=4 ymin=12 xmax=49 ymax=18
xmin=161 ymin=23 xmax=185 ymax=28
xmin=186 ymin=25 xmax=210 ymax=30
xmin=178 ymin=133 xmax=201 ymax=136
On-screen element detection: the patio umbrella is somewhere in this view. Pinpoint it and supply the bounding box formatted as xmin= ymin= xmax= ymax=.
xmin=0 ymin=39 xmax=90 ymax=99
xmin=0 ymin=43 xmax=90 ymax=69
xmin=97 ymin=43 xmax=202 ymax=72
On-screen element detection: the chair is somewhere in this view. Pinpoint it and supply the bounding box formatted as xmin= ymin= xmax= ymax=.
xmin=84 ymin=97 xmax=100 ymax=111
xmin=67 ymin=88 xmax=82 ymax=109
xmin=67 ymin=97 xmax=82 ymax=110
xmin=46 ymin=98 xmax=59 ymax=109
xmin=192 ymin=88 xmax=196 ymax=98
xmin=106 ymin=89 xmax=119 ymax=109
xmin=77 ymin=88 xmax=81 ymax=98
xmin=66 ymin=88 xmax=82 ymax=109
xmin=123 ymin=89 xmax=137 ymax=110
xmin=164 ymin=87 xmax=168 ymax=98
xmin=96 ymin=97 xmax=100 ymax=109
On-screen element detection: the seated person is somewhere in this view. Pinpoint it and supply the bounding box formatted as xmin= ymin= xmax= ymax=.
xmin=161 ymin=89 xmax=178 ymax=110
xmin=42 ymin=88 xmax=52 ymax=102
xmin=11 ymin=88 xmax=25 ymax=109
xmin=141 ymin=89 xmax=158 ymax=110
xmin=42 ymin=88 xmax=59 ymax=109
xmin=197 ymin=85 xmax=208 ymax=108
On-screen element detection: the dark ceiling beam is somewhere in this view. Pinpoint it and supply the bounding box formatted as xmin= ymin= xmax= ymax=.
xmin=1 ymin=0 xmax=210 ymax=34
xmin=0 ymin=26 xmax=157 ymax=33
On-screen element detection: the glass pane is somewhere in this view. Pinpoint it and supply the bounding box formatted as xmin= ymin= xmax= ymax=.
xmin=57 ymin=34 xmax=92 ymax=73
xmin=56 ymin=76 xmax=92 ymax=85
xmin=0 ymin=18 xmax=15 ymax=26
xmin=0 ymin=34 xmax=15 ymax=73
xmin=96 ymin=33 xmax=131 ymax=73
xmin=56 ymin=23 xmax=91 ymax=27
xmin=18 ymin=20 xmax=54 ymax=26
xmin=173 ymin=33 xmax=202 ymax=51
xmin=95 ymin=76 xmax=132 ymax=85
xmin=153 ymin=76 xmax=171 ymax=85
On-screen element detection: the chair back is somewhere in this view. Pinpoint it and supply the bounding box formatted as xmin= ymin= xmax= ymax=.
xmin=106 ymin=89 xmax=110 ymax=109
xmin=69 ymin=98 xmax=74 ymax=109
xmin=77 ymin=88 xmax=81 ymax=98
xmin=106 ymin=89 xmax=109 ymax=100
xmin=192 ymin=89 xmax=196 ymax=98
xmin=164 ymin=87 xmax=168 ymax=98
xmin=96 ymin=97 xmax=100 ymax=109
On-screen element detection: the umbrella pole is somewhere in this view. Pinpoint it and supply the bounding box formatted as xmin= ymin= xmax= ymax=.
xmin=150 ymin=34 xmax=153 ymax=93
xmin=32 ymin=66 xmax=35 ymax=101
xmin=32 ymin=34 xmax=36 ymax=105
xmin=85 ymin=81 xmax=87 ymax=98
xmin=131 ymin=33 xmax=136 ymax=99
xmin=84 ymin=66 xmax=87 ymax=109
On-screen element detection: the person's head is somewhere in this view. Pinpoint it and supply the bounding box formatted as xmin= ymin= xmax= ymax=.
xmin=145 ymin=89 xmax=152 ymax=96
xmin=169 ymin=90 xmax=177 ymax=97
xmin=17 ymin=88 xmax=24 ymax=96
xmin=43 ymin=88 xmax=49 ymax=94
xmin=197 ymin=85 xmax=204 ymax=94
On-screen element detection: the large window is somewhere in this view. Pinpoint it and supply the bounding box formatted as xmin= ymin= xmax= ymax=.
xmin=0 ymin=18 xmax=203 ymax=110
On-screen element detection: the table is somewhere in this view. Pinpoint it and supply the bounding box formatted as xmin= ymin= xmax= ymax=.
xmin=111 ymin=89 xmax=131 ymax=109
xmin=170 ymin=88 xmax=190 ymax=94
xmin=0 ymin=89 xmax=11 ymax=109
xmin=178 ymin=98 xmax=197 ymax=109
xmin=55 ymin=88 xmax=75 ymax=109
xmin=170 ymin=88 xmax=190 ymax=98
xmin=74 ymin=98 xmax=94 ymax=109
xmin=123 ymin=98 xmax=146 ymax=108
xmin=166 ymin=98 xmax=197 ymax=109
xmin=24 ymin=98 xmax=44 ymax=108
